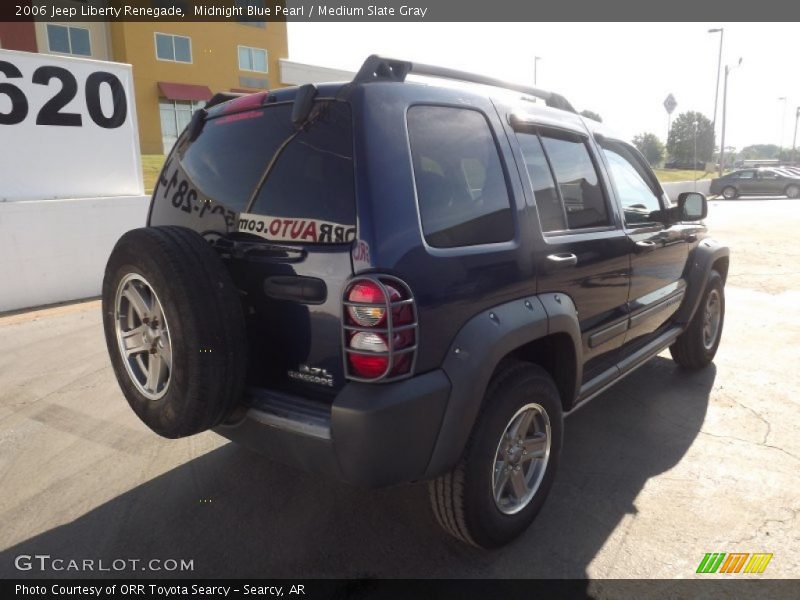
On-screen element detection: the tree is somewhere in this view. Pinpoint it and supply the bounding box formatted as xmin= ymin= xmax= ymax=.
xmin=667 ymin=111 xmax=714 ymax=163
xmin=632 ymin=132 xmax=665 ymax=166
xmin=580 ymin=109 xmax=602 ymax=122
xmin=738 ymin=144 xmax=780 ymax=160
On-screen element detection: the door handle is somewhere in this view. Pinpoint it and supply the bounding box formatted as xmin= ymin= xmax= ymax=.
xmin=546 ymin=253 xmax=578 ymax=270
xmin=635 ymin=240 xmax=657 ymax=253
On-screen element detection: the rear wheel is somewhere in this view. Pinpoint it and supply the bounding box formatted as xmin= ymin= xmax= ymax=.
xmin=670 ymin=270 xmax=725 ymax=369
xmin=429 ymin=362 xmax=563 ymax=548
xmin=102 ymin=226 xmax=247 ymax=438
xmin=785 ymin=184 xmax=800 ymax=199
xmin=722 ymin=186 xmax=738 ymax=199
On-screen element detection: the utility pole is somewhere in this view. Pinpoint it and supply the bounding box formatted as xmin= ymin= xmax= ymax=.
xmin=778 ymin=97 xmax=787 ymax=160
xmin=793 ymin=106 xmax=799 ymax=163
xmin=534 ymin=56 xmax=541 ymax=86
xmin=709 ymin=28 xmax=724 ymax=147
xmin=719 ymin=58 xmax=742 ymax=177
xmin=693 ymin=120 xmax=699 ymax=191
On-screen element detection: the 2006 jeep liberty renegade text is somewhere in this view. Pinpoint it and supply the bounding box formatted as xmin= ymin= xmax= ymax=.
xmin=103 ymin=56 xmax=729 ymax=547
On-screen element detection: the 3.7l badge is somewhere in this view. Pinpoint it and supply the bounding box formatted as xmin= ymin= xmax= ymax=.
xmin=287 ymin=364 xmax=334 ymax=387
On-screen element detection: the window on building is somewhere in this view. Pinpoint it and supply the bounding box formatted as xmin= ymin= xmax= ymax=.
xmin=238 ymin=46 xmax=268 ymax=73
xmin=160 ymin=99 xmax=205 ymax=154
xmin=408 ymin=106 xmax=514 ymax=248
xmin=539 ymin=130 xmax=609 ymax=230
xmin=155 ymin=33 xmax=191 ymax=63
xmin=47 ymin=24 xmax=91 ymax=57
xmin=600 ymin=139 xmax=663 ymax=225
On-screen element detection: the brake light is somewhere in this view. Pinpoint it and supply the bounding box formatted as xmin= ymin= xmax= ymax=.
xmin=343 ymin=276 xmax=417 ymax=381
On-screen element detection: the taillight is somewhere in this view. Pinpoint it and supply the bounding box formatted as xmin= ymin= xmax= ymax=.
xmin=343 ymin=276 xmax=417 ymax=382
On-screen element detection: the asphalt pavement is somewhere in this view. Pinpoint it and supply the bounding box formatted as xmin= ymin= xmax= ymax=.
xmin=1 ymin=198 xmax=798 ymax=579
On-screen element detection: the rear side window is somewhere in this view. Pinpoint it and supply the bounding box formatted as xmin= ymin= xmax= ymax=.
xmin=177 ymin=100 xmax=355 ymax=241
xmin=408 ymin=106 xmax=514 ymax=248
xmin=539 ymin=131 xmax=609 ymax=230
xmin=516 ymin=132 xmax=565 ymax=232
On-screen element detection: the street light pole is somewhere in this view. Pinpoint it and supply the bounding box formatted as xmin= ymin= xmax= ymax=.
xmin=778 ymin=97 xmax=787 ymax=159
xmin=719 ymin=58 xmax=743 ymax=177
xmin=693 ymin=120 xmax=699 ymax=191
xmin=534 ymin=56 xmax=541 ymax=86
xmin=793 ymin=106 xmax=799 ymax=163
xmin=709 ymin=28 xmax=724 ymax=143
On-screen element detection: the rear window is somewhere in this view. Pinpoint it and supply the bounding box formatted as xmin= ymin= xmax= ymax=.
xmin=407 ymin=106 xmax=514 ymax=248
xmin=177 ymin=100 xmax=356 ymax=242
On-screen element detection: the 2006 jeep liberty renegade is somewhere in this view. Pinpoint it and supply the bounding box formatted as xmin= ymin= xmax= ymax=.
xmin=103 ymin=56 xmax=729 ymax=548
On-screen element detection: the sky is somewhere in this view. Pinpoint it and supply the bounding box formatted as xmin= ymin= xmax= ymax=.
xmin=287 ymin=22 xmax=800 ymax=151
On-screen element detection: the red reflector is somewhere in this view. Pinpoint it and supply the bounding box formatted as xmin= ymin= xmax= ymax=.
xmin=348 ymin=353 xmax=389 ymax=378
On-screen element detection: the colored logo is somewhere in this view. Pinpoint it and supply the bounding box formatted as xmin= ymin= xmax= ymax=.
xmin=696 ymin=553 xmax=773 ymax=574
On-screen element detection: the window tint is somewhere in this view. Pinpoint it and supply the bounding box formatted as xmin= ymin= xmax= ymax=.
xmin=517 ymin=132 xmax=565 ymax=232
xmin=735 ymin=170 xmax=755 ymax=179
xmin=408 ymin=106 xmax=513 ymax=248
xmin=47 ymin=25 xmax=91 ymax=56
xmin=69 ymin=28 xmax=91 ymax=56
xmin=47 ymin=25 xmax=69 ymax=53
xmin=540 ymin=132 xmax=609 ymax=229
xmin=600 ymin=140 xmax=663 ymax=224
xmin=178 ymin=101 xmax=355 ymax=233
xmin=760 ymin=170 xmax=778 ymax=179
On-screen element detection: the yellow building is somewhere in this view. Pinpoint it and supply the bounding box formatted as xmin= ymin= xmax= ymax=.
xmin=1 ymin=1 xmax=288 ymax=154
xmin=110 ymin=21 xmax=288 ymax=154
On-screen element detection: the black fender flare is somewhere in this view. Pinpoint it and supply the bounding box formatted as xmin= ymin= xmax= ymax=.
xmin=673 ymin=238 xmax=730 ymax=324
xmin=423 ymin=293 xmax=581 ymax=478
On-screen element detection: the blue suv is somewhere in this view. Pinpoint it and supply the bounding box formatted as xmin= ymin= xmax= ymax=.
xmin=103 ymin=56 xmax=729 ymax=547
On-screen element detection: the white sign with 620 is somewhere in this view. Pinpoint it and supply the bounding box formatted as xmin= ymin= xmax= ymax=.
xmin=0 ymin=49 xmax=142 ymax=201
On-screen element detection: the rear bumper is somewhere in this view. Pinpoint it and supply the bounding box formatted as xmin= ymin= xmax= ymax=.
xmin=213 ymin=370 xmax=451 ymax=488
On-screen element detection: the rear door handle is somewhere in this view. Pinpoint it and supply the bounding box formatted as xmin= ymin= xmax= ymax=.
xmin=635 ymin=240 xmax=657 ymax=253
xmin=546 ymin=253 xmax=578 ymax=270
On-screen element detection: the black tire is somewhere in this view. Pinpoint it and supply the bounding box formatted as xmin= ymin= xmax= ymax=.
xmin=722 ymin=186 xmax=738 ymax=199
xmin=669 ymin=270 xmax=725 ymax=369
xmin=785 ymin=184 xmax=800 ymax=199
xmin=102 ymin=226 xmax=247 ymax=438
xmin=429 ymin=362 xmax=563 ymax=548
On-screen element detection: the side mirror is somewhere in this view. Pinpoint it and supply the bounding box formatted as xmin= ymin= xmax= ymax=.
xmin=677 ymin=192 xmax=707 ymax=221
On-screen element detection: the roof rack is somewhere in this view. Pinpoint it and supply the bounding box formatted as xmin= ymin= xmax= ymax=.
xmin=353 ymin=55 xmax=576 ymax=113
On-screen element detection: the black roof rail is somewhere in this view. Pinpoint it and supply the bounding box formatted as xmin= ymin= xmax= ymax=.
xmin=353 ymin=55 xmax=576 ymax=113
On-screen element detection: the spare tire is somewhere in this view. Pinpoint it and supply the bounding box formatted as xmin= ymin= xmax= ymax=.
xmin=102 ymin=226 xmax=247 ymax=438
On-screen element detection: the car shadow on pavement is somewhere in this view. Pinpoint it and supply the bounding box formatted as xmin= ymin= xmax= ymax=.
xmin=1 ymin=356 xmax=714 ymax=579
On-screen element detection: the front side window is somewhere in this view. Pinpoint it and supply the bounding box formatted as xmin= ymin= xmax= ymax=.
xmin=600 ymin=139 xmax=663 ymax=225
xmin=238 ymin=46 xmax=268 ymax=72
xmin=155 ymin=33 xmax=191 ymax=63
xmin=734 ymin=170 xmax=755 ymax=179
xmin=407 ymin=106 xmax=514 ymax=248
xmin=47 ymin=24 xmax=91 ymax=57
xmin=540 ymin=131 xmax=609 ymax=230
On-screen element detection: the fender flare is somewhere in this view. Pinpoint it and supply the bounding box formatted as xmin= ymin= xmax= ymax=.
xmin=423 ymin=293 xmax=581 ymax=478
xmin=673 ymin=239 xmax=730 ymax=324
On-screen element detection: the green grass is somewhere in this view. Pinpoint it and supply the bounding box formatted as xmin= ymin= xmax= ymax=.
xmin=653 ymin=169 xmax=714 ymax=183
xmin=140 ymin=154 xmax=714 ymax=194
xmin=142 ymin=154 xmax=166 ymax=193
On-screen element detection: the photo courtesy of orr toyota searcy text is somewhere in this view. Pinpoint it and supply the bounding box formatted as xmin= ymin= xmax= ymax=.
xmin=14 ymin=585 xmax=299 ymax=597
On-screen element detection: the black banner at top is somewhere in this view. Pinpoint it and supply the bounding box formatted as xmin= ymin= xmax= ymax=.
xmin=3 ymin=0 xmax=800 ymax=22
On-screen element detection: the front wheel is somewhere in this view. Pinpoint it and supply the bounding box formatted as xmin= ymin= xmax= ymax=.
xmin=722 ymin=186 xmax=738 ymax=199
xmin=429 ymin=362 xmax=563 ymax=548
xmin=669 ymin=270 xmax=725 ymax=369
